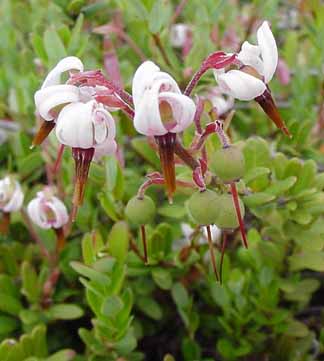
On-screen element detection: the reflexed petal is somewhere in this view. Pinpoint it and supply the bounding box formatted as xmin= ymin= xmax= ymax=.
xmin=35 ymin=85 xmax=80 ymax=121
xmin=41 ymin=56 xmax=84 ymax=89
xmin=3 ymin=182 xmax=24 ymax=212
xmin=237 ymin=41 xmax=264 ymax=76
xmin=257 ymin=21 xmax=278 ymax=83
xmin=93 ymin=106 xmax=116 ymax=145
xmin=56 ymin=101 xmax=95 ymax=148
xmin=132 ymin=61 xmax=160 ymax=106
xmin=27 ymin=198 xmax=51 ymax=229
xmin=159 ymin=92 xmax=196 ymax=133
xmin=217 ymin=70 xmax=266 ymax=101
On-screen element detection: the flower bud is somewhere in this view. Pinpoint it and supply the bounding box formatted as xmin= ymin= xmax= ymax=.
xmin=27 ymin=189 xmax=68 ymax=229
xmin=125 ymin=196 xmax=156 ymax=225
xmin=187 ymin=190 xmax=220 ymax=225
xmin=209 ymin=146 xmax=245 ymax=183
xmin=0 ymin=176 xmax=24 ymax=213
xmin=215 ymin=193 xmax=245 ymax=229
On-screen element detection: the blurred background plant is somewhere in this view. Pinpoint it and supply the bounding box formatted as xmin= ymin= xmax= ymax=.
xmin=0 ymin=0 xmax=324 ymax=360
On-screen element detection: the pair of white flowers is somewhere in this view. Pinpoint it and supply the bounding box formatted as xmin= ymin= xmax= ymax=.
xmin=0 ymin=176 xmax=68 ymax=230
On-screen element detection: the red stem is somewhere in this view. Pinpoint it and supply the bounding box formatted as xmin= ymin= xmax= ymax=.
xmin=230 ymin=182 xmax=248 ymax=248
xmin=141 ymin=225 xmax=148 ymax=264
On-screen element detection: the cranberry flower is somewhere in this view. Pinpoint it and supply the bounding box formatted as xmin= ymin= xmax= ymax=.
xmin=205 ymin=87 xmax=234 ymax=117
xmin=214 ymin=21 xmax=277 ymax=101
xmin=34 ymin=57 xmax=118 ymax=219
xmin=0 ymin=176 xmax=24 ymax=234
xmin=27 ymin=188 xmax=69 ymax=251
xmin=33 ymin=57 xmax=84 ymax=146
xmin=132 ymin=61 xmax=196 ymax=200
xmin=214 ymin=21 xmax=290 ymax=135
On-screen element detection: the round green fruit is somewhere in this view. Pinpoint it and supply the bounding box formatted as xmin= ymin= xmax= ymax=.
xmin=125 ymin=196 xmax=156 ymax=225
xmin=215 ymin=193 xmax=245 ymax=229
xmin=187 ymin=190 xmax=220 ymax=225
xmin=209 ymin=146 xmax=245 ymax=183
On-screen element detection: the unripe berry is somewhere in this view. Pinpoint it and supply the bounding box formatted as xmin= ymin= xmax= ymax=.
xmin=215 ymin=193 xmax=245 ymax=229
xmin=187 ymin=190 xmax=220 ymax=225
xmin=125 ymin=196 xmax=156 ymax=225
xmin=209 ymin=146 xmax=245 ymax=183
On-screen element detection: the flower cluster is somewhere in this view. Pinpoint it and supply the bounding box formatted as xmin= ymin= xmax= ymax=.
xmin=28 ymin=20 xmax=288 ymax=280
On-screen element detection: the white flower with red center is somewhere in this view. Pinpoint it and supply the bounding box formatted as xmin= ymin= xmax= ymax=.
xmin=132 ymin=61 xmax=196 ymax=136
xmin=214 ymin=21 xmax=277 ymax=101
xmin=0 ymin=176 xmax=24 ymax=213
xmin=27 ymin=189 xmax=68 ymax=230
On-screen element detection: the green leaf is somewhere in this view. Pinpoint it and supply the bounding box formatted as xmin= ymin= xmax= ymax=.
xmin=105 ymin=155 xmax=118 ymax=192
xmin=137 ymin=297 xmax=163 ymax=320
xmin=31 ymin=34 xmax=48 ymax=63
xmin=45 ymin=349 xmax=76 ymax=361
xmin=244 ymin=167 xmax=271 ymax=185
xmin=289 ymin=251 xmax=324 ymax=272
xmin=243 ymin=192 xmax=275 ymax=207
xmin=67 ymin=14 xmax=84 ymax=53
xmin=47 ymin=304 xmax=84 ymax=320
xmin=131 ymin=137 xmax=160 ymax=166
xmin=107 ymin=221 xmax=129 ymax=264
xmin=21 ymin=261 xmax=40 ymax=303
xmin=171 ymin=283 xmax=189 ymax=308
xmin=265 ymin=176 xmax=297 ymax=196
xmin=98 ymin=192 xmax=119 ymax=221
xmin=70 ymin=261 xmax=111 ymax=286
xmin=31 ymin=324 xmax=48 ymax=358
xmin=152 ymin=268 xmax=172 ymax=290
xmin=82 ymin=233 xmax=97 ymax=266
xmin=149 ymin=0 xmax=171 ymax=34
xmin=0 ymin=293 xmax=22 ymax=316
xmin=181 ymin=337 xmax=201 ymax=361
xmin=43 ymin=29 xmax=67 ymax=65
xmin=284 ymin=319 xmax=309 ymax=338
xmin=101 ymin=295 xmax=124 ymax=317
xmin=0 ymin=316 xmax=19 ymax=335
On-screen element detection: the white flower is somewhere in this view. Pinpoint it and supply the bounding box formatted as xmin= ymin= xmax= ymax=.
xmin=0 ymin=177 xmax=24 ymax=213
xmin=170 ymin=24 xmax=191 ymax=48
xmin=34 ymin=57 xmax=84 ymax=121
xmin=214 ymin=21 xmax=278 ymax=101
xmin=132 ymin=61 xmax=196 ymax=136
xmin=27 ymin=189 xmax=68 ymax=229
xmin=55 ymin=100 xmax=116 ymax=155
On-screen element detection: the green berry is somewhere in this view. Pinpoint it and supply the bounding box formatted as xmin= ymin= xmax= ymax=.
xmin=215 ymin=193 xmax=245 ymax=229
xmin=187 ymin=190 xmax=220 ymax=225
xmin=209 ymin=146 xmax=245 ymax=183
xmin=125 ymin=196 xmax=156 ymax=225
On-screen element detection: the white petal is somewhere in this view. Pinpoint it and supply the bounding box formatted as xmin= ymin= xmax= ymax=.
xmin=41 ymin=56 xmax=84 ymax=89
xmin=170 ymin=24 xmax=189 ymax=48
xmin=27 ymin=198 xmax=51 ymax=229
xmin=217 ymin=70 xmax=266 ymax=101
xmin=257 ymin=21 xmax=278 ymax=83
xmin=92 ymin=106 xmax=116 ymax=145
xmin=237 ymin=41 xmax=264 ymax=76
xmin=132 ymin=61 xmax=160 ymax=106
xmin=3 ymin=182 xmax=24 ymax=212
xmin=56 ymin=101 xmax=95 ymax=148
xmin=159 ymin=92 xmax=196 ymax=133
xmin=35 ymin=85 xmax=80 ymax=121
xmin=47 ymin=197 xmax=68 ymax=228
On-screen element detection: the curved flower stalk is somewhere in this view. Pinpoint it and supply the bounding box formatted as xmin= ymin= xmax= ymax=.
xmin=132 ymin=60 xmax=196 ymax=201
xmin=214 ymin=21 xmax=290 ymax=136
xmin=0 ymin=176 xmax=24 ymax=234
xmin=27 ymin=188 xmax=68 ymax=252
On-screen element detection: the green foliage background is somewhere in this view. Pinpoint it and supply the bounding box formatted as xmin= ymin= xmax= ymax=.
xmin=0 ymin=0 xmax=324 ymax=360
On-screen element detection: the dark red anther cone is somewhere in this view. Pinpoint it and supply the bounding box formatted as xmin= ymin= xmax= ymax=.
xmin=71 ymin=147 xmax=95 ymax=221
xmin=155 ymin=133 xmax=177 ymax=203
xmin=255 ymin=89 xmax=291 ymax=137
xmin=0 ymin=212 xmax=10 ymax=235
xmin=31 ymin=120 xmax=56 ymax=148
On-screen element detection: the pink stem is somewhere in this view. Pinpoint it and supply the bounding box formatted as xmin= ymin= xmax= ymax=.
xmin=53 ymin=144 xmax=65 ymax=174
